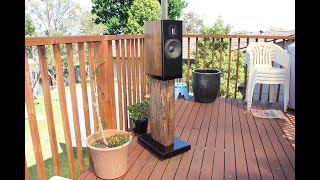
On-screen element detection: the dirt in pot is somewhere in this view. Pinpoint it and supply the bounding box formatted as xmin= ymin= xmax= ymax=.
xmin=91 ymin=132 xmax=132 ymax=148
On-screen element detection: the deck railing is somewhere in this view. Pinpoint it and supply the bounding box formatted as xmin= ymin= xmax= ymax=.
xmin=25 ymin=34 xmax=295 ymax=180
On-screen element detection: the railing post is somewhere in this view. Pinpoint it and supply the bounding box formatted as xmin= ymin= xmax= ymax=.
xmin=93 ymin=41 xmax=117 ymax=129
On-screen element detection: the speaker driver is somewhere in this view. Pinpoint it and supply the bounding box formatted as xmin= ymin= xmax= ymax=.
xmin=164 ymin=39 xmax=181 ymax=59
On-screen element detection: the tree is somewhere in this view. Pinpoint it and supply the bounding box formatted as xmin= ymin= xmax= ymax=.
xmin=92 ymin=0 xmax=187 ymax=35
xmin=91 ymin=0 xmax=134 ymax=35
xmin=79 ymin=13 xmax=108 ymax=35
xmin=126 ymin=0 xmax=161 ymax=34
xmin=25 ymin=14 xmax=36 ymax=37
xmin=182 ymin=16 xmax=246 ymax=98
xmin=167 ymin=0 xmax=188 ymax=20
xmin=181 ymin=11 xmax=204 ymax=34
xmin=25 ymin=0 xmax=84 ymax=36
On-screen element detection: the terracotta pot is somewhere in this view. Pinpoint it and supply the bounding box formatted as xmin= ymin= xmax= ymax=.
xmin=86 ymin=129 xmax=132 ymax=179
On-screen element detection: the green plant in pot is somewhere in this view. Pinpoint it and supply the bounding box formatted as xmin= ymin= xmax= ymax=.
xmin=127 ymin=99 xmax=150 ymax=134
xmin=85 ymin=59 xmax=132 ymax=179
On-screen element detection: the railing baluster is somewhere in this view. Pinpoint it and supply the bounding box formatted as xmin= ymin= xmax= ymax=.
xmin=25 ymin=49 xmax=47 ymax=180
xmin=131 ymin=39 xmax=136 ymax=105
xmin=203 ymin=37 xmax=207 ymax=68
xmin=126 ymin=39 xmax=132 ymax=129
xmin=212 ymin=38 xmax=215 ymax=69
xmin=121 ymin=39 xmax=129 ymax=131
xmin=88 ymin=42 xmax=98 ymax=132
xmin=37 ymin=45 xmax=61 ymax=175
xmin=135 ymin=38 xmax=140 ymax=103
xmin=195 ymin=37 xmax=198 ymax=69
xmin=234 ymin=38 xmax=240 ymax=98
xmin=187 ymin=37 xmax=191 ymax=90
xmin=78 ymin=42 xmax=92 ymax=165
xmin=127 ymin=39 xmax=132 ymax=108
xmin=107 ymin=40 xmax=117 ymax=129
xmin=218 ymin=38 xmax=224 ymax=97
xmin=53 ymin=44 xmax=76 ymax=179
xmin=226 ymin=38 xmax=232 ymax=98
xmin=140 ymin=38 xmax=146 ymax=99
xmin=115 ymin=40 xmax=124 ymax=130
xmin=66 ymin=43 xmax=85 ymax=174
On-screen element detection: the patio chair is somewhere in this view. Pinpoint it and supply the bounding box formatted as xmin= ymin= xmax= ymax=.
xmin=245 ymin=42 xmax=291 ymax=112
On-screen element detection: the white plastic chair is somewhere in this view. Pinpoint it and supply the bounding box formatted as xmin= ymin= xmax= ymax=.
xmin=245 ymin=42 xmax=291 ymax=112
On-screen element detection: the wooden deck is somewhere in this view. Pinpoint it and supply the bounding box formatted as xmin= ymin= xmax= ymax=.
xmin=78 ymin=97 xmax=295 ymax=180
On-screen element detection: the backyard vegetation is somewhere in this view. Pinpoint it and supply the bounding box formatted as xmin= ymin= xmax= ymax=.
xmin=25 ymin=83 xmax=90 ymax=179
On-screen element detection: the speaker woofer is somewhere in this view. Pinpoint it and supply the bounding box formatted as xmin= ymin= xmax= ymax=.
xmin=164 ymin=39 xmax=181 ymax=59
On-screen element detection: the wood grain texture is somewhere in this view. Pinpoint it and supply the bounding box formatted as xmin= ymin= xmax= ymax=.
xmin=25 ymin=49 xmax=47 ymax=180
xmin=203 ymin=37 xmax=207 ymax=68
xmin=79 ymin=98 xmax=295 ymax=180
xmin=53 ymin=44 xmax=76 ymax=179
xmin=195 ymin=37 xmax=198 ymax=69
xmin=135 ymin=38 xmax=140 ymax=103
xmin=150 ymin=79 xmax=175 ymax=146
xmin=121 ymin=39 xmax=129 ymax=130
xmin=37 ymin=45 xmax=61 ymax=176
xmin=234 ymin=38 xmax=240 ymax=98
xmin=226 ymin=38 xmax=232 ymax=98
xmin=88 ymin=42 xmax=98 ymax=132
xmin=212 ymin=38 xmax=215 ymax=69
xmin=144 ymin=21 xmax=162 ymax=77
xmin=115 ymin=40 xmax=124 ymax=130
xmin=78 ymin=42 xmax=93 ymax=165
xmin=131 ymin=39 xmax=136 ymax=105
xmin=187 ymin=37 xmax=190 ymax=89
xmin=66 ymin=43 xmax=85 ymax=173
xmin=93 ymin=41 xmax=116 ymax=129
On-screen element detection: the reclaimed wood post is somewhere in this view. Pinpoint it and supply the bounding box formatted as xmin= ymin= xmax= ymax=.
xmin=150 ymin=78 xmax=175 ymax=146
xmin=93 ymin=41 xmax=117 ymax=129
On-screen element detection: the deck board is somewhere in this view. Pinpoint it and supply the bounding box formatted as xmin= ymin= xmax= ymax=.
xmin=79 ymin=97 xmax=295 ymax=180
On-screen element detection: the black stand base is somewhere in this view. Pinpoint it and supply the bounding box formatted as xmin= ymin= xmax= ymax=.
xmin=138 ymin=133 xmax=191 ymax=160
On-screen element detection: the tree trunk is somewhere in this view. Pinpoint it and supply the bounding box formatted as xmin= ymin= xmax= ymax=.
xmin=150 ymin=78 xmax=175 ymax=146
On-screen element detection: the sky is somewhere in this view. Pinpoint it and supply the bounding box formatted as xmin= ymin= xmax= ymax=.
xmin=78 ymin=0 xmax=295 ymax=32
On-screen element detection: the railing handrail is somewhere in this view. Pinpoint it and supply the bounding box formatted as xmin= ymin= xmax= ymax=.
xmin=25 ymin=34 xmax=295 ymax=47
xmin=25 ymin=34 xmax=145 ymax=46
xmin=183 ymin=34 xmax=295 ymax=39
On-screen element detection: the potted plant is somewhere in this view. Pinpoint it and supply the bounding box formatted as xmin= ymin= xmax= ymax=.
xmin=85 ymin=59 xmax=132 ymax=179
xmin=127 ymin=99 xmax=150 ymax=134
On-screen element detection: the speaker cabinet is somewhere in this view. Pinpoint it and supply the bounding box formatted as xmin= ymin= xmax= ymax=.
xmin=144 ymin=20 xmax=182 ymax=81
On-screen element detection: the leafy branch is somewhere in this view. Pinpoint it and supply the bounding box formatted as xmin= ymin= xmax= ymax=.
xmin=91 ymin=58 xmax=108 ymax=147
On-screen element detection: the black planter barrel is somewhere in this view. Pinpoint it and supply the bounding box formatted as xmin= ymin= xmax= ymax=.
xmin=192 ymin=69 xmax=221 ymax=103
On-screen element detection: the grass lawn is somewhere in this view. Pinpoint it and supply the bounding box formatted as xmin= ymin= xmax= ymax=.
xmin=25 ymin=83 xmax=91 ymax=180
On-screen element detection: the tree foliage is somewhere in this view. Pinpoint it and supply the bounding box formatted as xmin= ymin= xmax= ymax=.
xmin=126 ymin=0 xmax=161 ymax=34
xmin=25 ymin=14 xmax=36 ymax=37
xmin=182 ymin=16 xmax=246 ymax=98
xmin=79 ymin=13 xmax=108 ymax=35
xmin=91 ymin=0 xmax=134 ymax=35
xmin=25 ymin=0 xmax=84 ymax=36
xmin=182 ymin=11 xmax=204 ymax=34
xmin=167 ymin=0 xmax=188 ymax=20
xmin=92 ymin=0 xmax=187 ymax=35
